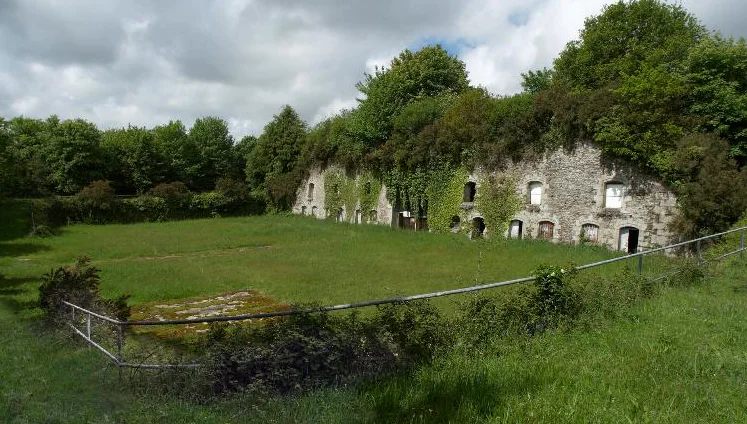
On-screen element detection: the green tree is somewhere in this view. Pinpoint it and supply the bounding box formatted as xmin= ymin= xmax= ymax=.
xmin=520 ymin=68 xmax=553 ymax=94
xmin=553 ymin=0 xmax=704 ymax=90
xmin=45 ymin=118 xmax=104 ymax=194
xmin=246 ymin=105 xmax=307 ymax=209
xmin=188 ymin=116 xmax=236 ymax=190
xmin=152 ymin=120 xmax=198 ymax=185
xmin=686 ymin=36 xmax=747 ymax=165
xmin=101 ymin=126 xmax=166 ymax=193
xmin=353 ymin=45 xmax=469 ymax=148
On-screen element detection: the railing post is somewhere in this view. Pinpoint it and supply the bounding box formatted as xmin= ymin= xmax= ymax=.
xmin=638 ymin=253 xmax=644 ymax=275
xmin=71 ymin=304 xmax=75 ymax=323
xmin=696 ymin=239 xmax=702 ymax=266
xmin=116 ymin=324 xmax=123 ymax=361
xmin=740 ymin=230 xmax=744 ymax=259
xmin=86 ymin=313 xmax=91 ymax=341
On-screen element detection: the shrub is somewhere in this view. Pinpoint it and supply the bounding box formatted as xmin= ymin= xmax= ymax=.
xmin=38 ymin=256 xmax=130 ymax=323
xmin=73 ymin=180 xmax=119 ymax=224
xmin=148 ymin=182 xmax=191 ymax=218
xmin=530 ymin=265 xmax=581 ymax=326
xmin=215 ymin=177 xmax=250 ymax=203
xmin=29 ymin=197 xmax=70 ymax=233
xmin=190 ymin=192 xmax=232 ymax=216
xmin=204 ymin=309 xmax=396 ymax=395
xmin=122 ymin=195 xmax=168 ymax=222
xmin=375 ymin=301 xmax=451 ymax=362
xmin=202 ymin=300 xmax=450 ymax=395
xmin=77 ymin=180 xmax=117 ymax=210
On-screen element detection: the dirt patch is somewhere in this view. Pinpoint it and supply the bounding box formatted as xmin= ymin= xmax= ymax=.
xmin=130 ymin=289 xmax=290 ymax=340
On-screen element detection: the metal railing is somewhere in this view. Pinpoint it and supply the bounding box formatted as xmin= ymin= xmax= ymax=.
xmin=64 ymin=226 xmax=746 ymax=369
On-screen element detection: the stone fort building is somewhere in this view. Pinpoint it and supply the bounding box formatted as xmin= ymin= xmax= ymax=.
xmin=293 ymin=143 xmax=678 ymax=253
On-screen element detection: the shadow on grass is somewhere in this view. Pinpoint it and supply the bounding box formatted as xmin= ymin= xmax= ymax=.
xmin=0 ymin=276 xmax=40 ymax=312
xmin=0 ymin=242 xmax=50 ymax=257
xmin=366 ymin=364 xmax=543 ymax=424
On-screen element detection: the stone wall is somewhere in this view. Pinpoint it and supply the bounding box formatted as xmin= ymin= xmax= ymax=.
xmin=292 ymin=143 xmax=678 ymax=251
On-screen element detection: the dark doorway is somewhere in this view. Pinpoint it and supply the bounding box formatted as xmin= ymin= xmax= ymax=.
xmin=472 ymin=217 xmax=485 ymax=238
xmin=463 ymin=182 xmax=476 ymax=202
xmin=619 ymin=227 xmax=640 ymax=253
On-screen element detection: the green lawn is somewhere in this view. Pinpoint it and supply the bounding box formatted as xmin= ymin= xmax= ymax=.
xmin=0 ymin=206 xmax=624 ymax=308
xmin=2 ymin=203 xmax=745 ymax=423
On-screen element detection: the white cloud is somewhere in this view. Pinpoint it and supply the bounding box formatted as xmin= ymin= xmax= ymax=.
xmin=0 ymin=0 xmax=744 ymax=138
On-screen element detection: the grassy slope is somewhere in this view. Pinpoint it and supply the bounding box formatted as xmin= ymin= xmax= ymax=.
xmin=2 ymin=258 xmax=745 ymax=422
xmin=1 ymin=203 xmax=745 ymax=422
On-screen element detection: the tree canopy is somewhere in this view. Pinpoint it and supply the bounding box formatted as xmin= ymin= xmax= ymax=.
xmin=0 ymin=0 xmax=745 ymax=237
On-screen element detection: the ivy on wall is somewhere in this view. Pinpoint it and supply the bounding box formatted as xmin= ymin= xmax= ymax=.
xmin=324 ymin=168 xmax=383 ymax=223
xmin=477 ymin=173 xmax=523 ymax=238
xmin=426 ymin=166 xmax=469 ymax=233
xmin=357 ymin=171 xmax=382 ymax=223
xmin=323 ymin=169 xmax=356 ymax=221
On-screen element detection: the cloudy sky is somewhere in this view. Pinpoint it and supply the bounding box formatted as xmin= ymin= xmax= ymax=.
xmin=0 ymin=0 xmax=744 ymax=138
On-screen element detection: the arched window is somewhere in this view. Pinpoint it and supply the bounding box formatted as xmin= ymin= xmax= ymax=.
xmin=307 ymin=183 xmax=314 ymax=201
xmin=311 ymin=206 xmax=318 ymax=217
xmin=605 ymin=182 xmax=624 ymax=209
xmin=528 ymin=181 xmax=543 ymax=205
xmin=369 ymin=210 xmax=378 ymax=223
xmin=301 ymin=206 xmax=307 ymax=215
xmin=463 ymin=182 xmax=476 ymax=202
xmin=509 ymin=220 xmax=523 ymax=239
xmin=581 ymin=223 xmax=599 ymax=242
xmin=538 ymin=221 xmax=554 ymax=240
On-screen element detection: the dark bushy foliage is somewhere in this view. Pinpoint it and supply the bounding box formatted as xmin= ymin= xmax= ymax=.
xmin=38 ymin=256 xmax=130 ymax=322
xmin=203 ymin=301 xmax=451 ymax=395
xmin=215 ymin=177 xmax=250 ymax=203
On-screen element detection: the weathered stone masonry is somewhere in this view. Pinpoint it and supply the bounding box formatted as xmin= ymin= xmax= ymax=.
xmin=293 ymin=143 xmax=678 ymax=252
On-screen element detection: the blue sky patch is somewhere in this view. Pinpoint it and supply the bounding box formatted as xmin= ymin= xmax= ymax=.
xmin=408 ymin=37 xmax=478 ymax=57
xmin=508 ymin=9 xmax=531 ymax=26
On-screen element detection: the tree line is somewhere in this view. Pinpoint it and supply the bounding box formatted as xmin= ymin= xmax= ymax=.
xmin=1 ymin=0 xmax=746 ymax=236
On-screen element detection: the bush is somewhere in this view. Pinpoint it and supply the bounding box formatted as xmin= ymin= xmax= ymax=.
xmin=38 ymin=256 xmax=130 ymax=323
xmin=530 ymin=265 xmax=581 ymax=326
xmin=190 ymin=192 xmax=233 ymax=217
xmin=122 ymin=195 xmax=168 ymax=222
xmin=148 ymin=181 xmax=191 ymax=211
xmin=215 ymin=177 xmax=250 ymax=203
xmin=205 ymin=309 xmax=396 ymax=395
xmin=29 ymin=197 xmax=70 ymax=233
xmin=72 ymin=180 xmax=120 ymax=224
xmin=77 ymin=180 xmax=117 ymax=209
xmin=202 ymin=300 xmax=451 ymax=395
xmin=148 ymin=181 xmax=190 ymax=199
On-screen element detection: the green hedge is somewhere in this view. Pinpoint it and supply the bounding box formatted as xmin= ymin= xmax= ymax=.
xmin=30 ymin=192 xmax=265 ymax=228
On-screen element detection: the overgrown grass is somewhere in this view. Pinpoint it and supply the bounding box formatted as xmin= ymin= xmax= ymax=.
xmin=2 ymin=203 xmax=745 ymax=422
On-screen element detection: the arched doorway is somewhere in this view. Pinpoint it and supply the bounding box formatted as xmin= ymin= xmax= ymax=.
xmin=509 ymin=220 xmax=523 ymax=239
xmin=471 ymin=217 xmax=485 ymax=239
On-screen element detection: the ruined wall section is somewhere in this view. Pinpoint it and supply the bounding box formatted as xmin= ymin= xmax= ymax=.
xmin=292 ymin=165 xmax=394 ymax=226
xmin=494 ymin=142 xmax=677 ymax=249
xmin=293 ymin=143 xmax=679 ymax=251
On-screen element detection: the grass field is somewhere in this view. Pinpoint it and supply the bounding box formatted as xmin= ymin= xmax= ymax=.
xmin=2 ymin=201 xmax=746 ymax=423
xmin=0 ymin=201 xmax=625 ymax=309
